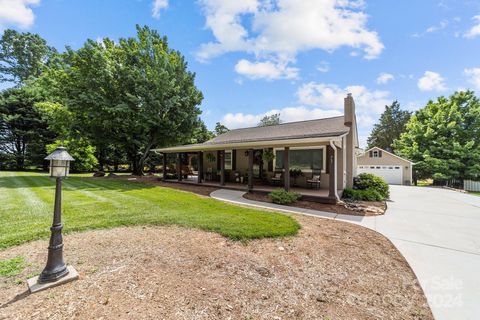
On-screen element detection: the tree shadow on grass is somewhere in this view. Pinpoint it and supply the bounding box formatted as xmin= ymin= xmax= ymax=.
xmin=0 ymin=175 xmax=157 ymax=193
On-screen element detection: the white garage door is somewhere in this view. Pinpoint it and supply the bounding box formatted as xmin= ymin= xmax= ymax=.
xmin=357 ymin=165 xmax=403 ymax=185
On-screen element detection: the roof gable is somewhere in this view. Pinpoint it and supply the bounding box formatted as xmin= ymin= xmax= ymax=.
xmin=360 ymin=147 xmax=413 ymax=164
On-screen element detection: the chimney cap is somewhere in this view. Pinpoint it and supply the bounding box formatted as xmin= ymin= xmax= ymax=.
xmin=347 ymin=93 xmax=352 ymax=97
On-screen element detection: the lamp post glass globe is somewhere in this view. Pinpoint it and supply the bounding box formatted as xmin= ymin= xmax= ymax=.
xmin=39 ymin=146 xmax=74 ymax=283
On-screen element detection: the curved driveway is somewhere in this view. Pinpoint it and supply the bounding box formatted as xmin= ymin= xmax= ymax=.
xmin=211 ymin=186 xmax=480 ymax=320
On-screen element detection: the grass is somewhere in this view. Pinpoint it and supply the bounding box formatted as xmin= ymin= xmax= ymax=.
xmin=0 ymin=171 xmax=300 ymax=249
xmin=469 ymin=191 xmax=480 ymax=196
xmin=0 ymin=256 xmax=25 ymax=276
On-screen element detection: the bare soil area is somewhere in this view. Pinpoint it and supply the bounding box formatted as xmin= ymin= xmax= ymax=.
xmin=0 ymin=215 xmax=431 ymax=320
xmin=244 ymin=192 xmax=386 ymax=216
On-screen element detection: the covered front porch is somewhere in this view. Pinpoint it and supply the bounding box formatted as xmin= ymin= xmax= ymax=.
xmin=157 ymin=141 xmax=347 ymax=204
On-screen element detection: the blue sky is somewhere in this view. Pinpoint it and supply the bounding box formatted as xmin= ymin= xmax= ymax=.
xmin=1 ymin=0 xmax=480 ymax=147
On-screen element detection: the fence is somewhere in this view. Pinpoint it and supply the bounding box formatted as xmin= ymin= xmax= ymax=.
xmin=464 ymin=180 xmax=480 ymax=192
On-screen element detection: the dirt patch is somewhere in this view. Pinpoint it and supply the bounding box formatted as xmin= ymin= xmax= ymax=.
xmin=0 ymin=216 xmax=431 ymax=320
xmin=244 ymin=192 xmax=386 ymax=216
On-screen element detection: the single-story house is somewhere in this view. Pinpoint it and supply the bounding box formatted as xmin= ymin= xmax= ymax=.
xmin=357 ymin=147 xmax=413 ymax=185
xmin=153 ymin=94 xmax=359 ymax=203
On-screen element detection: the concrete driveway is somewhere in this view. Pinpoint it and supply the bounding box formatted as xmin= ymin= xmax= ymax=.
xmin=341 ymin=185 xmax=480 ymax=320
xmin=211 ymin=186 xmax=480 ymax=320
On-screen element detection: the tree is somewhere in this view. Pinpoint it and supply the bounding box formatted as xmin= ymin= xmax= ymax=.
xmin=46 ymin=138 xmax=98 ymax=172
xmin=40 ymin=25 xmax=203 ymax=175
xmin=258 ymin=113 xmax=281 ymax=127
xmin=394 ymin=91 xmax=480 ymax=182
xmin=0 ymin=86 xmax=54 ymax=170
xmin=0 ymin=29 xmax=56 ymax=85
xmin=189 ymin=120 xmax=214 ymax=144
xmin=214 ymin=122 xmax=229 ymax=135
xmin=367 ymin=101 xmax=411 ymax=152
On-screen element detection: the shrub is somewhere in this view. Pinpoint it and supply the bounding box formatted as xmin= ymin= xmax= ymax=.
xmin=342 ymin=188 xmax=384 ymax=201
xmin=268 ymin=189 xmax=302 ymax=205
xmin=353 ymin=173 xmax=390 ymax=199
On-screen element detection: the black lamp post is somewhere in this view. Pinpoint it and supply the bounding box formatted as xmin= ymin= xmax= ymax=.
xmin=38 ymin=146 xmax=75 ymax=283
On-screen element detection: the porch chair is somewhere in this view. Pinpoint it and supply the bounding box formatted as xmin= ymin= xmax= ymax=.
xmin=270 ymin=171 xmax=283 ymax=186
xmin=307 ymin=170 xmax=321 ymax=189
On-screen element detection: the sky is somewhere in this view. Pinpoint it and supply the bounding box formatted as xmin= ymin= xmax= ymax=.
xmin=1 ymin=0 xmax=480 ymax=147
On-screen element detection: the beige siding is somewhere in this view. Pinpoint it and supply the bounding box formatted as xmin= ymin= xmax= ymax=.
xmin=357 ymin=148 xmax=412 ymax=185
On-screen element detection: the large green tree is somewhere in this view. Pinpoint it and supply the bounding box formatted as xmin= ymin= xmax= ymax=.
xmin=214 ymin=122 xmax=229 ymax=135
xmin=0 ymin=86 xmax=53 ymax=169
xmin=394 ymin=91 xmax=480 ymax=182
xmin=41 ymin=25 xmax=203 ymax=175
xmin=0 ymin=29 xmax=56 ymax=85
xmin=367 ymin=101 xmax=411 ymax=152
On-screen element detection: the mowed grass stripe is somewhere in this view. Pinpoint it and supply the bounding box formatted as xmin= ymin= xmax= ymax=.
xmin=0 ymin=172 xmax=300 ymax=249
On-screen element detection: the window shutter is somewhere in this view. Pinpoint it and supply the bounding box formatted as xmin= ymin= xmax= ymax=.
xmin=369 ymin=150 xmax=373 ymax=158
xmin=379 ymin=150 xmax=383 ymax=158
xmin=267 ymin=148 xmax=273 ymax=172
xmin=232 ymin=150 xmax=237 ymax=170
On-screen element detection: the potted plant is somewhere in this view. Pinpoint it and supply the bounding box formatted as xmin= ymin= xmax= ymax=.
xmin=289 ymin=167 xmax=304 ymax=187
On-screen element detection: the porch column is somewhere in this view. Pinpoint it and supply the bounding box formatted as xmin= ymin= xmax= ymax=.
xmin=177 ymin=153 xmax=182 ymax=181
xmin=197 ymin=151 xmax=203 ymax=184
xmin=328 ymin=145 xmax=336 ymax=198
xmin=220 ymin=150 xmax=225 ymax=186
xmin=162 ymin=153 xmax=167 ymax=181
xmin=284 ymin=147 xmax=290 ymax=191
xmin=248 ymin=149 xmax=254 ymax=191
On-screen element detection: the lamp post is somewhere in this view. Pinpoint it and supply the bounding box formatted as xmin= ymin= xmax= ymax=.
xmin=28 ymin=146 xmax=79 ymax=293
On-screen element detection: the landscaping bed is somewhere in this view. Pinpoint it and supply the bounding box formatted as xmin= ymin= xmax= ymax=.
xmin=244 ymin=192 xmax=386 ymax=216
xmin=0 ymin=216 xmax=432 ymax=320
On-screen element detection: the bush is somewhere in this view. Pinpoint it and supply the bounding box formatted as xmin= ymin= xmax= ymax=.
xmin=353 ymin=173 xmax=390 ymax=199
xmin=46 ymin=138 xmax=98 ymax=172
xmin=342 ymin=188 xmax=384 ymax=201
xmin=268 ymin=189 xmax=302 ymax=205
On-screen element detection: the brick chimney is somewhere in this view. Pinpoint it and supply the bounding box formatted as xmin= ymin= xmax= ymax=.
xmin=344 ymin=93 xmax=356 ymax=188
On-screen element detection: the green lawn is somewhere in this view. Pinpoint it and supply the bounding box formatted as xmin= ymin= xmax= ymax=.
xmin=0 ymin=171 xmax=300 ymax=249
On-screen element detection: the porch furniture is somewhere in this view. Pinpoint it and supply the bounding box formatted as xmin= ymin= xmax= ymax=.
xmin=234 ymin=171 xmax=241 ymax=183
xmin=270 ymin=171 xmax=283 ymax=186
xmin=205 ymin=168 xmax=214 ymax=181
xmin=307 ymin=171 xmax=321 ymax=189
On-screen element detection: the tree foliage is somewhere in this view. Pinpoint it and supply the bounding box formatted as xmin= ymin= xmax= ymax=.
xmin=214 ymin=122 xmax=229 ymax=136
xmin=47 ymin=138 xmax=98 ymax=172
xmin=0 ymin=86 xmax=53 ymax=169
xmin=394 ymin=91 xmax=480 ymax=181
xmin=0 ymin=29 xmax=56 ymax=84
xmin=258 ymin=113 xmax=281 ymax=127
xmin=367 ymin=101 xmax=411 ymax=152
xmin=38 ymin=25 xmax=203 ymax=175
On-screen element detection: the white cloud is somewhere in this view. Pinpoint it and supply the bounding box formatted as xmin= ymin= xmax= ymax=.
xmin=417 ymin=71 xmax=447 ymax=92
xmin=197 ymin=0 xmax=384 ymax=79
xmin=376 ymin=72 xmax=394 ymax=84
xmin=221 ymin=81 xmax=391 ymax=130
xmin=412 ymin=20 xmax=448 ymax=37
xmin=464 ymin=15 xmax=480 ymax=39
xmin=221 ymin=107 xmax=342 ymax=129
xmin=152 ymin=0 xmax=168 ymax=19
xmin=464 ymin=68 xmax=480 ymax=90
xmin=297 ymin=82 xmax=390 ymax=114
xmin=316 ymin=61 xmax=330 ymax=73
xmin=234 ymin=58 xmax=299 ymax=80
xmin=0 ymin=0 xmax=40 ymax=29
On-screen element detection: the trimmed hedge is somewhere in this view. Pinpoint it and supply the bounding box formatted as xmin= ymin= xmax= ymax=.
xmin=353 ymin=173 xmax=390 ymax=199
xmin=342 ymin=188 xmax=384 ymax=201
xmin=269 ymin=189 xmax=302 ymax=205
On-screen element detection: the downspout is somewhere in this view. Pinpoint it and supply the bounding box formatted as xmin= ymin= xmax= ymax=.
xmin=329 ymin=140 xmax=340 ymax=200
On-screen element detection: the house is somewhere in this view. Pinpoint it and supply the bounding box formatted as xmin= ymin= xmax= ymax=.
xmin=153 ymin=94 xmax=359 ymax=203
xmin=357 ymin=147 xmax=413 ymax=185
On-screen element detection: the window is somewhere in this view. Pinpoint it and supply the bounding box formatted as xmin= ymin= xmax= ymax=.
xmin=275 ymin=148 xmax=324 ymax=171
xmin=372 ymin=150 xmax=379 ymax=157
xmin=224 ymin=150 xmax=232 ymax=170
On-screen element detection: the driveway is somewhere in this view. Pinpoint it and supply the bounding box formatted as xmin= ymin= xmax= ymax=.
xmin=211 ymin=186 xmax=480 ymax=320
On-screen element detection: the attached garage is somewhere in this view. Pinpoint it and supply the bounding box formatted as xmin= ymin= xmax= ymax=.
xmin=356 ymin=147 xmax=413 ymax=185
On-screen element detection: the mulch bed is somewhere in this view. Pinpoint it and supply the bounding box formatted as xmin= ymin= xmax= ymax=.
xmin=0 ymin=215 xmax=432 ymax=320
xmin=244 ymin=192 xmax=386 ymax=216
